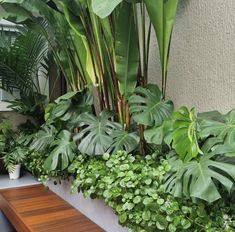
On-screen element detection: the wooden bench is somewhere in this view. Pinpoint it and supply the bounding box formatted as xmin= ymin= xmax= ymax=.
xmin=0 ymin=185 xmax=104 ymax=232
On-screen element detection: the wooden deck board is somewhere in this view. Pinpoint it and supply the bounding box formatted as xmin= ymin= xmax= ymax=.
xmin=0 ymin=185 xmax=104 ymax=232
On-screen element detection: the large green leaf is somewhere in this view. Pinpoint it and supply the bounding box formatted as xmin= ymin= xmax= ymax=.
xmin=59 ymin=1 xmax=97 ymax=86
xmin=115 ymin=1 xmax=139 ymax=97
xmin=108 ymin=130 xmax=139 ymax=154
xmin=44 ymin=130 xmax=76 ymax=171
xmin=172 ymin=107 xmax=202 ymax=162
xmin=30 ymin=125 xmax=57 ymax=151
xmin=0 ymin=30 xmax=48 ymax=95
xmin=73 ymin=111 xmax=120 ymax=156
xmin=143 ymin=0 xmax=179 ymax=97
xmin=129 ymin=84 xmax=173 ymax=126
xmin=0 ymin=2 xmax=35 ymax=23
xmin=165 ymin=150 xmax=235 ymax=203
xmin=144 ymin=120 xmax=173 ymax=146
xmin=45 ymin=90 xmax=93 ymax=129
xmin=200 ymin=109 xmax=235 ymax=145
xmin=91 ymin=0 xmax=122 ymax=18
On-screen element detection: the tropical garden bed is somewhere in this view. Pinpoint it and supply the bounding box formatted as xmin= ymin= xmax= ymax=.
xmin=0 ymin=0 xmax=235 ymax=231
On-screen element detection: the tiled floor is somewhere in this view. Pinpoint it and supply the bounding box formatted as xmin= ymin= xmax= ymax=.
xmin=0 ymin=171 xmax=39 ymax=190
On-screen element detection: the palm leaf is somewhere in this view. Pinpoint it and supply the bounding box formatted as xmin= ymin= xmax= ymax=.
xmin=0 ymin=30 xmax=48 ymax=109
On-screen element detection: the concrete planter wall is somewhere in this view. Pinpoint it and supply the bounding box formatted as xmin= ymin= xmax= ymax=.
xmin=47 ymin=179 xmax=128 ymax=232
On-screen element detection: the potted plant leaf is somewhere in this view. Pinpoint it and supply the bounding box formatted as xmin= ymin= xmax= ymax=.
xmin=2 ymin=147 xmax=26 ymax=180
xmin=0 ymin=118 xmax=13 ymax=174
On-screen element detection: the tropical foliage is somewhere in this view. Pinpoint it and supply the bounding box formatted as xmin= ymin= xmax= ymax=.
xmin=1 ymin=1 xmax=235 ymax=232
xmin=0 ymin=28 xmax=48 ymax=122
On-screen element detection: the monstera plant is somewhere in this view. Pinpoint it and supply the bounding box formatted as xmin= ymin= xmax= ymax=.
xmin=153 ymin=107 xmax=235 ymax=203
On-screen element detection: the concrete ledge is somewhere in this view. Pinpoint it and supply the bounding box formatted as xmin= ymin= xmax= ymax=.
xmin=47 ymin=179 xmax=128 ymax=232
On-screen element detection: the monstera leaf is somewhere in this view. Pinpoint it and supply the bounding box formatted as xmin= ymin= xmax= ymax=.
xmin=144 ymin=120 xmax=173 ymax=146
xmin=129 ymin=84 xmax=174 ymax=126
xmin=172 ymin=107 xmax=202 ymax=162
xmin=45 ymin=90 xmax=93 ymax=129
xmin=30 ymin=125 xmax=57 ymax=151
xmin=73 ymin=111 xmax=120 ymax=156
xmin=200 ymin=109 xmax=235 ymax=145
xmin=91 ymin=0 xmax=122 ymax=18
xmin=108 ymin=130 xmax=139 ymax=154
xmin=165 ymin=150 xmax=235 ymax=203
xmin=44 ymin=130 xmax=76 ymax=171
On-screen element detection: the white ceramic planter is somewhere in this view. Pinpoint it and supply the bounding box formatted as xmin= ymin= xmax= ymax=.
xmin=47 ymin=179 xmax=128 ymax=232
xmin=9 ymin=164 xmax=21 ymax=180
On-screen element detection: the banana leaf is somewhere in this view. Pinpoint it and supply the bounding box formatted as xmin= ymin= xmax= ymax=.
xmin=115 ymin=1 xmax=139 ymax=97
xmin=143 ymin=0 xmax=179 ymax=97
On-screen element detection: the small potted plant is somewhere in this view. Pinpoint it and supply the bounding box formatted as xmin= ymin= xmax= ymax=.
xmin=2 ymin=147 xmax=26 ymax=180
xmin=0 ymin=118 xmax=13 ymax=174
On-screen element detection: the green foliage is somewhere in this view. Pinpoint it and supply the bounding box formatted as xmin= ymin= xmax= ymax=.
xmin=29 ymin=91 xmax=93 ymax=171
xmin=3 ymin=147 xmax=26 ymax=172
xmin=74 ymin=111 xmax=118 ymax=155
xmin=172 ymin=107 xmax=202 ymax=162
xmin=44 ymin=130 xmax=76 ymax=171
xmin=74 ymin=111 xmax=139 ymax=156
xmin=24 ymin=150 xmax=69 ymax=185
xmin=45 ymin=90 xmax=93 ymax=130
xmin=108 ymin=130 xmax=139 ymax=154
xmin=91 ymin=0 xmax=122 ymax=18
xmin=0 ymin=0 xmax=180 ymax=133
xmin=143 ymin=0 xmax=179 ymax=98
xmin=0 ymin=29 xmax=48 ymax=121
xmin=115 ymin=1 xmax=139 ymax=98
xmin=30 ymin=125 xmax=57 ymax=151
xmin=0 ymin=118 xmax=13 ymax=154
xmin=69 ymin=151 xmax=235 ymax=231
xmin=144 ymin=120 xmax=173 ymax=146
xmin=200 ymin=109 xmax=235 ymax=146
xmin=165 ymin=150 xmax=235 ymax=203
xmin=129 ymin=84 xmax=174 ymax=126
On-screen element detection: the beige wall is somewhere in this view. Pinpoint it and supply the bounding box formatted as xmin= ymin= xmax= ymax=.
xmin=149 ymin=0 xmax=235 ymax=113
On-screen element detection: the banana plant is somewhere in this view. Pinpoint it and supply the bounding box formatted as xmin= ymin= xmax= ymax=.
xmin=0 ymin=0 xmax=94 ymax=92
xmin=143 ymin=0 xmax=179 ymax=99
xmin=92 ymin=0 xmax=179 ymax=99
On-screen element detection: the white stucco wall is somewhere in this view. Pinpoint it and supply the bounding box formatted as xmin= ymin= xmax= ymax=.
xmin=149 ymin=0 xmax=235 ymax=113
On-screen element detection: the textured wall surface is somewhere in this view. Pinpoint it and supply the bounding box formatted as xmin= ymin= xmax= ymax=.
xmin=149 ymin=0 xmax=235 ymax=113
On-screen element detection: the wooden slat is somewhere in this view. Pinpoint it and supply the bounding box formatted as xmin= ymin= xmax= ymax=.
xmin=0 ymin=185 xmax=104 ymax=232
